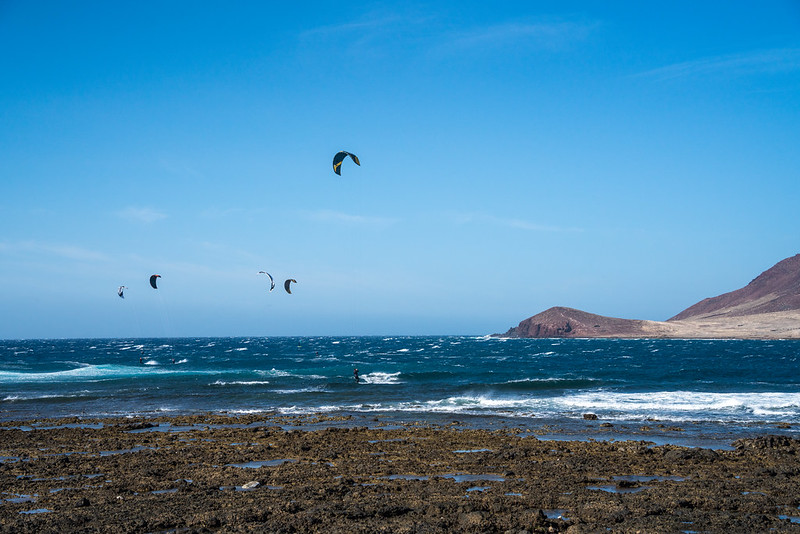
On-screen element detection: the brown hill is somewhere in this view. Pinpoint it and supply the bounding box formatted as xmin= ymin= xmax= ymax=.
xmin=669 ymin=254 xmax=800 ymax=320
xmin=496 ymin=306 xmax=662 ymax=339
xmin=494 ymin=254 xmax=800 ymax=339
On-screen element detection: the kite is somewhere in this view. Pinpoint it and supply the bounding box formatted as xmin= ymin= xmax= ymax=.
xmin=332 ymin=151 xmax=360 ymax=176
xmin=149 ymin=274 xmax=161 ymax=289
xmin=258 ymin=271 xmax=275 ymax=292
xmin=284 ymin=279 xmax=297 ymax=294
xmin=118 ymin=286 xmax=127 ymax=298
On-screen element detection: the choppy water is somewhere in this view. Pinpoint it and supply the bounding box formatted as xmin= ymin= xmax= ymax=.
xmin=1 ymin=337 xmax=799 ymax=432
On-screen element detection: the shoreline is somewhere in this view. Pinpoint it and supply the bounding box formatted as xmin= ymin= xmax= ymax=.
xmin=2 ymin=410 xmax=797 ymax=448
xmin=2 ymin=413 xmax=800 ymax=532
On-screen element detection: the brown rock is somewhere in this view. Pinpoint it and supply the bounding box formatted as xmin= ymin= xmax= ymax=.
xmin=496 ymin=307 xmax=652 ymax=339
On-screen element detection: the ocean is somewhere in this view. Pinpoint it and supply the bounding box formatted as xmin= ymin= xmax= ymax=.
xmin=2 ymin=336 xmax=799 ymax=443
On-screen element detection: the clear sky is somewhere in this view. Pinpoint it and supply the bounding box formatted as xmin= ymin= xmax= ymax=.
xmin=2 ymin=1 xmax=799 ymax=338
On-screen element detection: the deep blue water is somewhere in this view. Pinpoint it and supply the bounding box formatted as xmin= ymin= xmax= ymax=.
xmin=1 ymin=337 xmax=799 ymax=431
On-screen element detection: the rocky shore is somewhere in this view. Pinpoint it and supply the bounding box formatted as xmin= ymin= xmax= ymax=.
xmin=2 ymin=414 xmax=799 ymax=532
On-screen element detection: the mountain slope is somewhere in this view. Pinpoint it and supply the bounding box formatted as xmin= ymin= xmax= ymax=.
xmin=669 ymin=254 xmax=800 ymax=320
xmin=494 ymin=254 xmax=800 ymax=339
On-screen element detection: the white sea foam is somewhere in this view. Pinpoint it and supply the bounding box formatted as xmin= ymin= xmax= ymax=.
xmin=311 ymin=355 xmax=339 ymax=362
xmin=273 ymin=387 xmax=325 ymax=394
xmin=0 ymin=364 xmax=222 ymax=383
xmin=0 ymin=365 xmax=138 ymax=382
xmin=3 ymin=392 xmax=89 ymax=402
xmin=306 ymin=390 xmax=800 ymax=423
xmin=553 ymin=390 xmax=800 ymax=421
xmin=253 ymin=368 xmax=325 ymax=379
xmin=360 ymin=372 xmax=402 ymax=384
xmin=212 ymin=380 xmax=270 ymax=386
xmin=277 ymin=405 xmax=339 ymax=415
xmin=505 ymin=377 xmax=593 ymax=384
xmin=255 ymin=368 xmax=292 ymax=377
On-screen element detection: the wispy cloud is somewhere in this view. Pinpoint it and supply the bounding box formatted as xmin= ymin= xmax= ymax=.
xmin=117 ymin=206 xmax=167 ymax=224
xmin=301 ymin=209 xmax=400 ymax=226
xmin=300 ymin=14 xmax=406 ymax=39
xmin=299 ymin=12 xmax=430 ymax=60
xmin=440 ymin=19 xmax=597 ymax=54
xmin=301 ymin=12 xmax=595 ymax=60
xmin=199 ymin=207 xmax=267 ymax=220
xmin=635 ymin=48 xmax=800 ymax=80
xmin=451 ymin=212 xmax=583 ymax=233
xmin=0 ymin=241 xmax=111 ymax=262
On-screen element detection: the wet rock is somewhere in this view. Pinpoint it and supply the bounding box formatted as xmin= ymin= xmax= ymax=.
xmin=458 ymin=510 xmax=484 ymax=526
xmin=579 ymin=502 xmax=629 ymax=523
xmin=664 ymin=447 xmax=718 ymax=462
xmin=582 ymin=414 xmax=598 ymax=420
xmin=120 ymin=421 xmax=157 ymax=431
xmin=378 ymin=505 xmax=412 ymax=517
xmin=734 ymin=435 xmax=797 ymax=450
xmin=187 ymin=513 xmax=221 ymax=528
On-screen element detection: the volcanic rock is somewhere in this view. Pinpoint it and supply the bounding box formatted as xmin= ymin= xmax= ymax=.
xmin=495 ymin=307 xmax=660 ymax=339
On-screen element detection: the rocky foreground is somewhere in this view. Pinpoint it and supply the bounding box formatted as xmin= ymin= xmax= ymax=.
xmin=2 ymin=414 xmax=800 ymax=532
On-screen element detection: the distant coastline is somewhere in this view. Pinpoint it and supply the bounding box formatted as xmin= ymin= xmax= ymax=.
xmin=494 ymin=254 xmax=800 ymax=339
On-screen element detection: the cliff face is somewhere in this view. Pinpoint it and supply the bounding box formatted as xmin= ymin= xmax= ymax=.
xmin=494 ymin=254 xmax=800 ymax=339
xmin=669 ymin=254 xmax=800 ymax=320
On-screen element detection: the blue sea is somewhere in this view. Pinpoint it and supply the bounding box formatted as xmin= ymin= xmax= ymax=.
xmin=2 ymin=337 xmax=799 ymax=442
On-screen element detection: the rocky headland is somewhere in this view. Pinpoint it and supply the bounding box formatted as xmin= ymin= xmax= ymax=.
xmin=496 ymin=254 xmax=800 ymax=339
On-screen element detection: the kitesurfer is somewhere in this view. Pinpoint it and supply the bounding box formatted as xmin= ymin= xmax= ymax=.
xmin=353 ymin=368 xmax=359 ymax=383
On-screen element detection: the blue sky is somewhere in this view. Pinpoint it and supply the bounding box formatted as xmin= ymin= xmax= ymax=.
xmin=2 ymin=1 xmax=799 ymax=338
